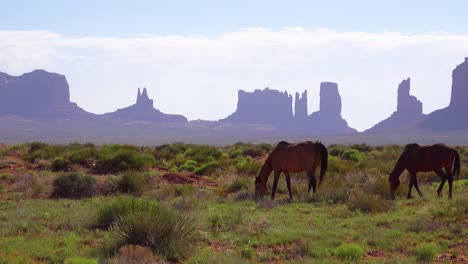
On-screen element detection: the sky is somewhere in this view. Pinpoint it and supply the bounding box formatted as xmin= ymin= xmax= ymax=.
xmin=1 ymin=0 xmax=468 ymax=131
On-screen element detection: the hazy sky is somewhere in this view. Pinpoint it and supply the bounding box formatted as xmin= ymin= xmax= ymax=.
xmin=1 ymin=1 xmax=468 ymax=131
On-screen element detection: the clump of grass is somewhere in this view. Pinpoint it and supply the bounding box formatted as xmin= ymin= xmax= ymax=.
xmin=64 ymin=257 xmax=98 ymax=264
xmin=51 ymin=172 xmax=96 ymax=199
xmin=110 ymin=202 xmax=198 ymax=261
xmin=334 ymin=243 xmax=364 ymax=262
xmin=52 ymin=156 xmax=70 ymax=171
xmin=194 ymin=161 xmax=219 ymax=175
xmin=414 ymin=243 xmax=440 ymax=262
xmin=348 ymin=193 xmax=394 ymax=214
xmin=224 ymin=178 xmax=249 ymax=193
xmin=240 ymin=246 xmax=255 ymax=259
xmin=299 ymin=239 xmax=328 ymax=258
xmin=110 ymin=171 xmax=149 ymax=196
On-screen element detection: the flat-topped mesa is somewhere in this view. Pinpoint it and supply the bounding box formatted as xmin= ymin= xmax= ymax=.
xmin=305 ymin=82 xmax=356 ymax=134
xmin=319 ymin=82 xmax=341 ymax=116
xmin=104 ymin=87 xmax=187 ymax=123
xmin=0 ymin=69 xmax=92 ymax=119
xmin=294 ymin=90 xmax=308 ymax=120
xmin=221 ymin=87 xmax=293 ymax=128
xmin=421 ymin=57 xmax=468 ymax=130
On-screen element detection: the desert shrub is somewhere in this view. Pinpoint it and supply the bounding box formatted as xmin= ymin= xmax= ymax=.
xmin=51 ymin=172 xmax=96 ymax=199
xmin=342 ymin=149 xmax=367 ymax=162
xmin=235 ymin=157 xmax=262 ymax=175
xmin=67 ymin=147 xmax=97 ymax=166
xmin=25 ymin=142 xmax=65 ymax=162
xmin=110 ymin=171 xmax=149 ymax=196
xmin=194 ymin=161 xmax=219 ymax=175
xmin=52 ymin=156 xmax=70 ymax=171
xmin=415 ymin=243 xmax=440 ymax=262
xmin=328 ymin=144 xmax=347 ymax=157
xmin=348 ymin=193 xmax=394 ymax=214
xmin=97 ymin=146 xmax=155 ymax=172
xmin=351 ymin=143 xmax=373 ymax=153
xmin=180 ymin=160 xmax=198 ymax=172
xmin=0 ymin=173 xmax=15 ymax=183
xmin=224 ymin=178 xmax=250 ymax=193
xmin=110 ymin=201 xmax=198 ymax=261
xmin=334 ymin=243 xmax=364 ymax=262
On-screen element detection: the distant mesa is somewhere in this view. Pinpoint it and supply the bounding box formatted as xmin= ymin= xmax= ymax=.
xmin=221 ymin=84 xmax=356 ymax=135
xmin=0 ymin=69 xmax=93 ymax=120
xmin=221 ymin=87 xmax=294 ymax=128
xmin=366 ymin=78 xmax=425 ymax=133
xmin=305 ymin=82 xmax=356 ymax=134
xmin=103 ymin=87 xmax=187 ymax=123
xmin=420 ymin=57 xmax=468 ymax=130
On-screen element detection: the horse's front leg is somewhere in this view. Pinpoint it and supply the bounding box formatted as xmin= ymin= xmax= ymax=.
xmin=413 ymin=174 xmax=423 ymax=197
xmin=285 ymin=173 xmax=293 ymax=200
xmin=271 ymin=171 xmax=281 ymax=200
xmin=407 ymin=174 xmax=415 ymax=199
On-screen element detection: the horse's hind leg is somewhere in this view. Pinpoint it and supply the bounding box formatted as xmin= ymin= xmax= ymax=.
xmin=434 ymin=168 xmax=447 ymax=197
xmin=307 ymin=171 xmax=317 ymax=193
xmin=445 ymin=166 xmax=454 ymax=199
xmin=271 ymin=171 xmax=281 ymax=200
xmin=285 ymin=173 xmax=293 ymax=200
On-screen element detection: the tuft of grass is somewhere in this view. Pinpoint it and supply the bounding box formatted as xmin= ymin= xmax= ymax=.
xmin=51 ymin=173 xmax=96 ymax=199
xmin=415 ymin=243 xmax=440 ymax=262
xmin=110 ymin=171 xmax=148 ymax=196
xmin=96 ymin=146 xmax=155 ymax=173
xmin=334 ymin=243 xmax=364 ymax=262
xmin=110 ymin=202 xmax=198 ymax=261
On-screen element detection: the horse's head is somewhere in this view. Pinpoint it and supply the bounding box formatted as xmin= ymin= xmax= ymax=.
xmin=254 ymin=176 xmax=267 ymax=198
xmin=387 ymin=172 xmax=400 ymax=199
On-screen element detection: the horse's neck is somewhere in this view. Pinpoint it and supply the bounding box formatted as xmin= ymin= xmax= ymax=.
xmin=391 ymin=158 xmax=406 ymax=179
xmin=259 ymin=161 xmax=273 ymax=181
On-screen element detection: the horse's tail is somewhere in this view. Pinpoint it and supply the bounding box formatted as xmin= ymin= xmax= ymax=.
xmin=453 ymin=149 xmax=461 ymax=178
xmin=316 ymin=142 xmax=328 ymax=186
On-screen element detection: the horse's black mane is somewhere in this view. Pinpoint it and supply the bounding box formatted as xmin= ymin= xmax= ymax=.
xmin=404 ymin=143 xmax=420 ymax=151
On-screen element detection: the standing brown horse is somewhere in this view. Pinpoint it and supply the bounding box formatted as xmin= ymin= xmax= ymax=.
xmin=255 ymin=141 xmax=328 ymax=200
xmin=388 ymin=143 xmax=460 ymax=199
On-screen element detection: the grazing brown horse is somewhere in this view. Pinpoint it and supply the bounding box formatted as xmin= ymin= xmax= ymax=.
xmin=255 ymin=141 xmax=328 ymax=200
xmin=388 ymin=143 xmax=460 ymax=199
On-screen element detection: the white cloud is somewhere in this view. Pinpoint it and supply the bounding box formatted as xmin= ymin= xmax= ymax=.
xmin=1 ymin=28 xmax=468 ymax=131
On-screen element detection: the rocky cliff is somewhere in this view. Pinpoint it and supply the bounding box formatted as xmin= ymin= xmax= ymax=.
xmin=221 ymin=87 xmax=293 ymax=128
xmin=294 ymin=90 xmax=308 ymax=121
xmin=0 ymin=70 xmax=92 ymax=119
xmin=366 ymin=78 xmax=425 ymax=133
xmin=420 ymin=58 xmax=468 ymax=130
xmin=104 ymin=87 xmax=187 ymax=123
xmin=305 ymin=82 xmax=356 ymax=134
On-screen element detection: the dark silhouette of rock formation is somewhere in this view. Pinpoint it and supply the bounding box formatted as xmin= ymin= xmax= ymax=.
xmin=420 ymin=58 xmax=468 ymax=130
xmin=103 ymin=87 xmax=187 ymax=123
xmin=0 ymin=70 xmax=93 ymax=119
xmin=366 ymin=78 xmax=425 ymax=133
xmin=294 ymin=90 xmax=308 ymax=121
xmin=306 ymin=82 xmax=356 ymax=134
xmin=221 ymin=87 xmax=293 ymax=128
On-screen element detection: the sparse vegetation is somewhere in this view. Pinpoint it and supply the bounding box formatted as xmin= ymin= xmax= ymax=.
xmin=0 ymin=142 xmax=466 ymax=263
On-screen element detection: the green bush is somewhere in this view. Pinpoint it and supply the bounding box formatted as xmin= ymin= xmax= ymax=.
xmin=194 ymin=161 xmax=219 ymax=175
xmin=342 ymin=149 xmax=367 ymax=162
xmin=67 ymin=147 xmax=97 ymax=166
xmin=348 ymin=193 xmax=394 ymax=214
xmin=97 ymin=146 xmax=155 ymax=172
xmin=51 ymin=172 xmax=96 ymax=199
xmin=105 ymin=198 xmax=198 ymax=261
xmin=110 ymin=171 xmax=149 ymax=195
xmin=334 ymin=243 xmax=364 ymax=262
xmin=52 ymin=157 xmax=70 ymax=171
xmin=180 ymin=160 xmax=198 ymax=172
xmin=415 ymin=243 xmax=440 ymax=262
xmin=235 ymin=158 xmax=262 ymax=175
